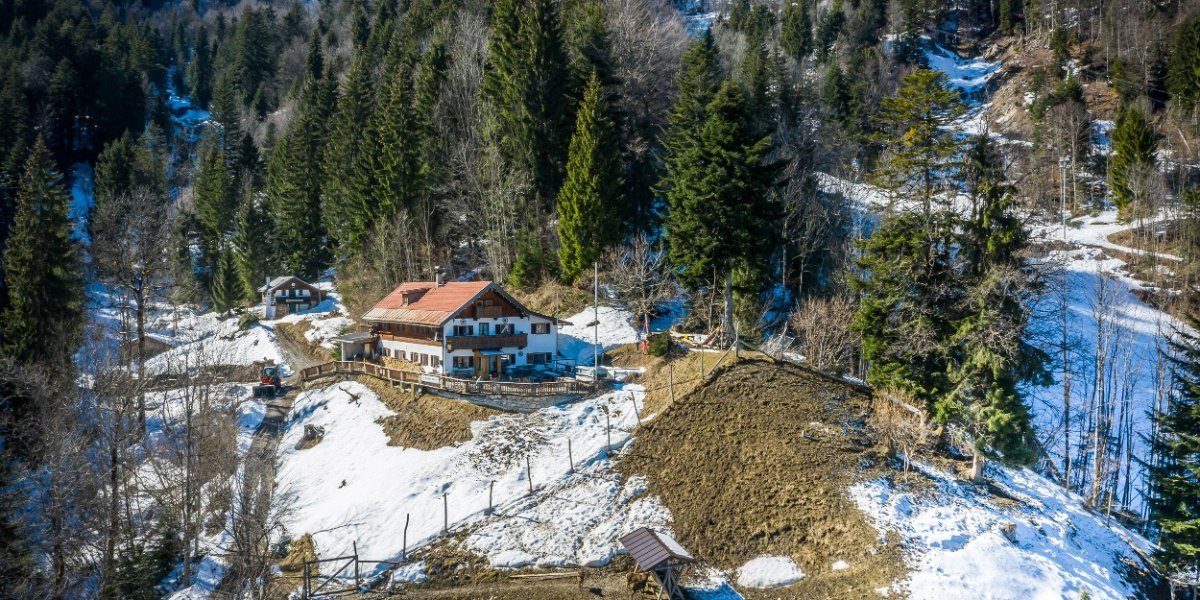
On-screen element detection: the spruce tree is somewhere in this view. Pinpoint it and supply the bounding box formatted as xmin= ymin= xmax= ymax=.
xmin=1 ymin=138 xmax=82 ymax=367
xmin=484 ymin=0 xmax=572 ymax=211
xmin=188 ymin=26 xmax=213 ymax=109
xmin=210 ymin=243 xmax=243 ymax=312
xmin=322 ymin=54 xmax=376 ymax=252
xmin=266 ymin=33 xmax=333 ymax=278
xmin=557 ymin=71 xmax=622 ymax=283
xmin=233 ymin=189 xmax=276 ymax=303
xmin=1168 ymin=15 xmax=1200 ymax=110
xmin=664 ymin=81 xmax=776 ymax=338
xmin=1108 ymin=105 xmax=1158 ymax=217
xmin=874 ymin=69 xmax=968 ymax=215
xmin=193 ymin=138 xmax=235 ymax=275
xmin=1147 ymin=314 xmax=1200 ymax=577
xmin=780 ymin=0 xmax=813 ymax=62
xmin=370 ymin=63 xmax=421 ymax=227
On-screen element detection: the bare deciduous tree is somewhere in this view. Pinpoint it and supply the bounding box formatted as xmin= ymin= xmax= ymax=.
xmin=604 ymin=233 xmax=676 ymax=333
xmin=789 ymin=294 xmax=859 ymax=375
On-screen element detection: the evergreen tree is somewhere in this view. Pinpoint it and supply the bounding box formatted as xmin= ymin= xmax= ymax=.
xmin=1147 ymin=313 xmax=1200 ymax=577
xmin=566 ymin=0 xmax=614 ymax=86
xmin=1107 ymin=105 xmax=1158 ymax=216
xmin=780 ymin=0 xmax=813 ymax=62
xmin=664 ymin=81 xmax=776 ymax=338
xmin=188 ymin=26 xmax=213 ymax=109
xmin=998 ymin=0 xmax=1023 ymax=34
xmin=669 ymin=30 xmax=722 ymax=134
xmin=322 ymin=54 xmax=376 ymax=252
xmin=267 ymin=34 xmax=333 ymax=279
xmin=233 ymin=189 xmax=275 ymax=303
xmin=370 ymin=63 xmax=421 ymax=229
xmin=894 ymin=0 xmax=928 ymax=65
xmin=209 ymin=243 xmax=242 ymax=312
xmin=557 ymin=71 xmax=622 ymax=283
xmin=874 ymin=69 xmax=968 ymax=216
xmin=1 ymin=138 xmax=82 ymax=367
xmin=1168 ymin=15 xmax=1200 ymax=110
xmin=193 ymin=138 xmax=235 ymax=275
xmin=483 ymin=0 xmax=573 ymax=211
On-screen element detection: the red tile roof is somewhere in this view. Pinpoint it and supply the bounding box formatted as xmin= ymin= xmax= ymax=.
xmin=364 ymin=281 xmax=493 ymax=326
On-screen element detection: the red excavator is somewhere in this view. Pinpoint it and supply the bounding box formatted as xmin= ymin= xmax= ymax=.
xmin=252 ymin=363 xmax=283 ymax=397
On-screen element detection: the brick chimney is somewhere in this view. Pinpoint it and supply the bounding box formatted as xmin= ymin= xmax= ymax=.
xmin=435 ymin=266 xmax=445 ymax=287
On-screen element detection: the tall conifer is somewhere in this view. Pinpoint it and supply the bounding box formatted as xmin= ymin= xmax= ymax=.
xmin=557 ymin=71 xmax=622 ymax=283
xmin=1 ymin=138 xmax=82 ymax=366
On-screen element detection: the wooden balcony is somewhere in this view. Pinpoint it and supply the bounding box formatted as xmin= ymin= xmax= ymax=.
xmin=446 ymin=333 xmax=527 ymax=351
xmin=376 ymin=332 xmax=442 ymax=347
xmin=476 ymin=306 xmax=504 ymax=318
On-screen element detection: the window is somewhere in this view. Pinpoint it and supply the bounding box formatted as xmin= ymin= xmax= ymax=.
xmin=398 ymin=350 xmax=406 ymax=361
xmin=528 ymin=352 xmax=552 ymax=365
xmin=419 ymin=354 xmax=429 ymax=366
xmin=454 ymin=324 xmax=474 ymax=336
xmin=453 ymin=356 xmax=473 ymax=369
xmin=431 ymin=356 xmax=441 ymax=368
xmin=479 ymin=322 xmax=490 ymax=336
xmin=495 ymin=323 xmax=514 ymax=335
xmin=531 ymin=322 xmax=551 ymax=334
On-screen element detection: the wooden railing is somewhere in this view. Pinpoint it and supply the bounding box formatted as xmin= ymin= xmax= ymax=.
xmin=298 ymin=360 xmax=593 ymax=397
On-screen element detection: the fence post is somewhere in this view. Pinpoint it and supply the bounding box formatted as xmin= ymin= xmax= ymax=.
xmin=605 ymin=411 xmax=612 ymax=457
xmin=567 ymin=439 xmax=575 ymax=474
xmin=303 ymin=561 xmax=310 ymax=599
xmin=526 ymin=453 xmax=533 ymax=494
xmin=403 ymin=513 xmax=409 ymax=561
xmin=700 ymin=347 xmax=705 ymax=376
xmin=353 ymin=541 xmax=360 ymax=589
xmin=443 ymin=493 xmax=449 ymax=534
xmin=669 ymin=361 xmax=675 ymax=404
xmin=488 ymin=481 xmax=494 ymax=515
xmin=630 ymin=394 xmax=641 ymax=427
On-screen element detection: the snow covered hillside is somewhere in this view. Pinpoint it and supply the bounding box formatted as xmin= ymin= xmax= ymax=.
xmin=853 ymin=461 xmax=1153 ymax=599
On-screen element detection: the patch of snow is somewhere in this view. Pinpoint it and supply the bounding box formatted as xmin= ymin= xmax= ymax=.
xmin=688 ymin=567 xmax=746 ymax=600
xmin=831 ymin=560 xmax=850 ymax=571
xmin=143 ymin=309 xmax=286 ymax=377
xmin=68 ymin=163 xmax=94 ymax=244
xmin=275 ymin=381 xmax=665 ymax=575
xmin=559 ymin=305 xmax=641 ymax=364
xmin=850 ymin=462 xmax=1151 ymax=600
xmin=1092 ymin=120 xmax=1115 ymax=157
xmin=923 ymin=41 xmax=1002 ymax=102
xmin=735 ymin=555 xmax=805 ymax=589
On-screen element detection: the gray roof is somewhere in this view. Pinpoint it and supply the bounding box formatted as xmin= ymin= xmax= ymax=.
xmin=258 ymin=276 xmax=313 ymax=292
xmin=330 ymin=331 xmax=377 ymax=344
xmin=618 ymin=527 xmax=693 ymax=571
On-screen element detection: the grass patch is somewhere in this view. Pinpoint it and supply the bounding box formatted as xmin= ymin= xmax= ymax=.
xmin=357 ymin=376 xmax=498 ymax=451
xmin=510 ymin=281 xmax=590 ymax=318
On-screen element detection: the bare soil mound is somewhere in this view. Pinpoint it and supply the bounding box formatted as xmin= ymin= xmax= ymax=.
xmin=618 ymin=359 xmax=907 ymax=599
xmin=358 ymin=377 xmax=498 ymax=450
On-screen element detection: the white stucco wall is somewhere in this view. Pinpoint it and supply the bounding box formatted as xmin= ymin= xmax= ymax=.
xmin=440 ymin=315 xmax=559 ymax=369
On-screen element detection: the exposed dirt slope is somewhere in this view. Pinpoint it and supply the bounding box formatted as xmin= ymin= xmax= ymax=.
xmin=357 ymin=376 xmax=498 ymax=450
xmin=619 ymin=359 xmax=907 ymax=599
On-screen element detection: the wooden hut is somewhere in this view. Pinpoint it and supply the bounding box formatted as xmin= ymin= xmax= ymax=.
xmin=618 ymin=527 xmax=694 ymax=600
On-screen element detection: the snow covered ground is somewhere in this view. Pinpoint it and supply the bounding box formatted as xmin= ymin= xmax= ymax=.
xmin=274 ymin=379 xmax=670 ymax=577
xmin=559 ymin=305 xmax=642 ymax=364
xmin=851 ymin=461 xmax=1152 ymax=599
xmin=735 ymin=556 xmax=805 ymax=589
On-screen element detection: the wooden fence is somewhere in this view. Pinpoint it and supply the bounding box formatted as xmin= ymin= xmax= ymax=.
xmin=298 ymin=360 xmax=595 ymax=398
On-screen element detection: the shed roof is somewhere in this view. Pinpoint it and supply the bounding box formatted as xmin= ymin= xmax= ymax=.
xmin=618 ymin=527 xmax=694 ymax=571
xmin=258 ymin=275 xmax=319 ymax=292
xmin=330 ymin=331 xmax=378 ymax=344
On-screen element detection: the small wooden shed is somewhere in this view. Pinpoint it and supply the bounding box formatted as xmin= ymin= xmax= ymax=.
xmin=619 ymin=527 xmax=694 ymax=600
